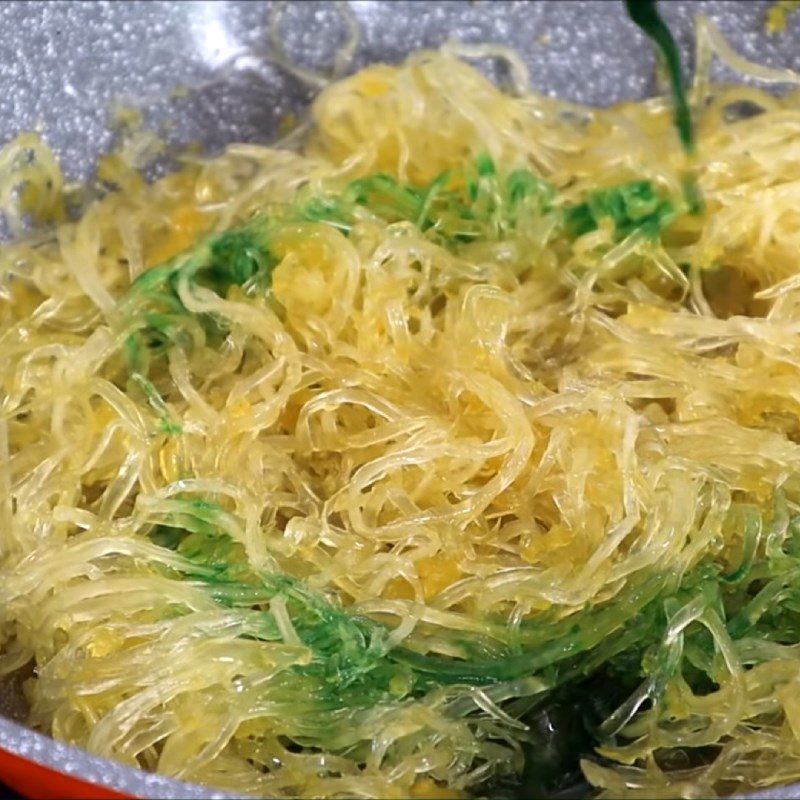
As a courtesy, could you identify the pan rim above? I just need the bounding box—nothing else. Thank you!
[0,715,234,800]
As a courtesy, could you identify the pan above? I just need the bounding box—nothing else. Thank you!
[0,2,799,798]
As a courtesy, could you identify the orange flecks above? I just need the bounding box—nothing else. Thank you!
[227,398,252,420]
[383,556,461,601]
[355,67,394,98]
[146,204,209,267]
[521,523,573,565]
[1,279,44,322]
[91,401,119,434]
[271,229,337,316]
[418,555,461,599]
[278,389,314,433]
[158,437,186,484]
[97,153,146,196]
[271,228,329,263]
[766,0,800,34]
[18,181,65,226]
[384,575,415,601]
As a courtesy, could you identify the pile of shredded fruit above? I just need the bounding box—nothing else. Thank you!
[5,10,800,799]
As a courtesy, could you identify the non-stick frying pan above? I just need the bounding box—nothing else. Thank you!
[1,2,799,798]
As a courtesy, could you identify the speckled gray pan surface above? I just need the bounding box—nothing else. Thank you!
[1,1,799,798]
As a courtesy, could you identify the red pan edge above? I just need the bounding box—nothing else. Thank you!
[0,745,135,800]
